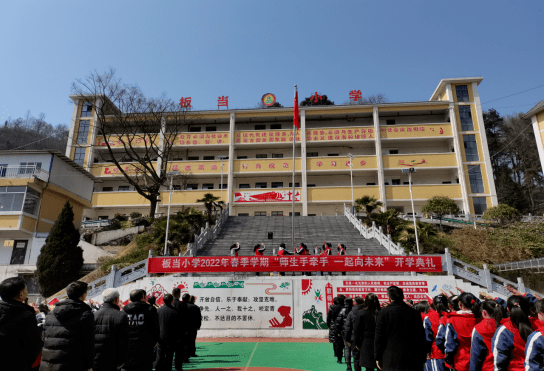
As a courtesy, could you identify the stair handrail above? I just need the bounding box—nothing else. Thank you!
[496,257,544,272]
[343,204,404,255]
[192,204,230,255]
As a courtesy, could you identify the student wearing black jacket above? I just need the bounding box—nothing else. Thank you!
[0,277,42,371]
[156,294,182,371]
[172,288,188,368]
[184,293,202,359]
[353,293,380,371]
[123,289,159,371]
[327,295,345,360]
[93,289,129,371]
[374,286,428,371]
[343,296,365,371]
[335,297,354,368]
[41,281,95,371]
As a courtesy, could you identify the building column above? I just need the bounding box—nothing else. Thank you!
[228,113,235,215]
[472,82,498,207]
[531,115,544,175]
[85,98,100,171]
[66,98,79,158]
[373,107,386,210]
[446,85,470,214]
[301,110,308,216]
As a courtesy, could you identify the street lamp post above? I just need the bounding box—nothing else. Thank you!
[402,167,420,254]
[164,171,179,256]
[218,156,227,208]
[347,153,355,215]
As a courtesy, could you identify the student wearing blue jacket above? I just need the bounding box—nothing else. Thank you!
[525,298,544,371]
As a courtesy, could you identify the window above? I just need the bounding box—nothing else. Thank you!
[289,182,300,187]
[308,184,316,187]
[255,125,266,130]
[102,187,113,192]
[118,186,130,192]
[271,211,283,216]
[328,153,339,157]
[272,154,283,158]
[442,181,452,184]
[473,197,487,215]
[203,156,214,160]
[403,182,409,185]
[256,154,267,159]
[22,188,40,215]
[255,211,267,216]
[81,102,93,117]
[173,185,182,191]
[237,156,247,159]
[238,213,249,216]
[98,216,109,220]
[392,179,401,185]
[389,149,398,154]
[270,124,281,130]
[456,85,470,102]
[271,182,283,188]
[459,106,474,131]
[220,184,227,189]
[366,183,376,185]
[289,212,301,216]
[186,184,198,190]
[172,155,184,161]
[189,127,201,132]
[468,165,485,193]
[77,120,90,144]
[463,135,479,161]
[0,187,25,213]
[307,152,318,157]
[205,126,216,132]
[74,148,86,166]
[188,156,199,161]
[308,214,317,216]
[255,182,267,189]
[19,162,42,175]
[202,184,214,190]
[386,119,396,125]
[239,184,250,189]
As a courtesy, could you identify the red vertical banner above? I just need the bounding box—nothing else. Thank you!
[293,87,300,129]
[325,283,334,311]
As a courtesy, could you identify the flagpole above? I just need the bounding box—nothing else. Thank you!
[292,85,297,251]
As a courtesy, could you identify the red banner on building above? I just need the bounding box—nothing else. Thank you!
[147,255,443,274]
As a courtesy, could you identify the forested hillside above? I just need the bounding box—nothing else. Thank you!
[1,112,68,153]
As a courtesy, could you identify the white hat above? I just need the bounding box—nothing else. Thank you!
[102,288,120,303]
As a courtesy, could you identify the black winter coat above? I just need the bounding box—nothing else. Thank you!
[123,301,159,368]
[41,299,95,371]
[186,302,202,331]
[334,302,353,338]
[327,303,342,342]
[173,298,188,334]
[93,302,129,371]
[343,305,364,343]
[157,303,182,345]
[0,299,42,371]
[374,301,428,371]
[354,308,377,368]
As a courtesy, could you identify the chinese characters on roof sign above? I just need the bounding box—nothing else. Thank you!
[179,97,192,108]
[147,255,443,273]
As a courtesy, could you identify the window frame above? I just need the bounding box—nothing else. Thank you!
[463,134,479,161]
[459,106,474,131]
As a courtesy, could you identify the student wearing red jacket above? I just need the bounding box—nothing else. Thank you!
[277,243,291,276]
[525,298,544,371]
[492,295,533,371]
[469,300,507,371]
[444,292,482,371]
[253,244,266,276]
[230,243,241,257]
[295,243,310,276]
[424,295,448,371]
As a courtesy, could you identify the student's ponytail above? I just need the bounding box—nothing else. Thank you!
[458,292,481,318]
[507,295,533,342]
[433,295,449,314]
[482,299,506,328]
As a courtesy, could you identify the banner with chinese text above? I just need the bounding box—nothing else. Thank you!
[147,255,443,274]
[234,190,301,203]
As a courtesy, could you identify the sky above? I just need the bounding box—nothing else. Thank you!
[0,1,543,127]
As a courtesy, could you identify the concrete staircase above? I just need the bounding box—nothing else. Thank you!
[200,216,387,257]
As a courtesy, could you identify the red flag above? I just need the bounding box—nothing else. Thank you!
[48,298,59,306]
[293,86,300,129]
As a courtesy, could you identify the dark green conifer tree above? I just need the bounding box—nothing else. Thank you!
[36,201,83,297]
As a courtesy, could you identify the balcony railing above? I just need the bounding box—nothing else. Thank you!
[0,165,49,182]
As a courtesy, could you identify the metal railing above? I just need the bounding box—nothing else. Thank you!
[343,204,405,255]
[81,219,112,228]
[496,257,544,272]
[191,205,230,256]
[0,165,49,182]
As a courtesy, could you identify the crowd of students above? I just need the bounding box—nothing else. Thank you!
[0,277,201,371]
[228,241,347,257]
[327,285,544,371]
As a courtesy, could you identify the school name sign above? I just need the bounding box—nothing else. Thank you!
[147,255,444,274]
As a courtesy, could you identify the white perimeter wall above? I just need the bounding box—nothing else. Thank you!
[88,275,499,338]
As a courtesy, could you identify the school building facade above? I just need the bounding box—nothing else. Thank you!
[66,77,497,220]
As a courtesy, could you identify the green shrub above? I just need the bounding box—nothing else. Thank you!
[130,212,142,218]
[483,204,521,225]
